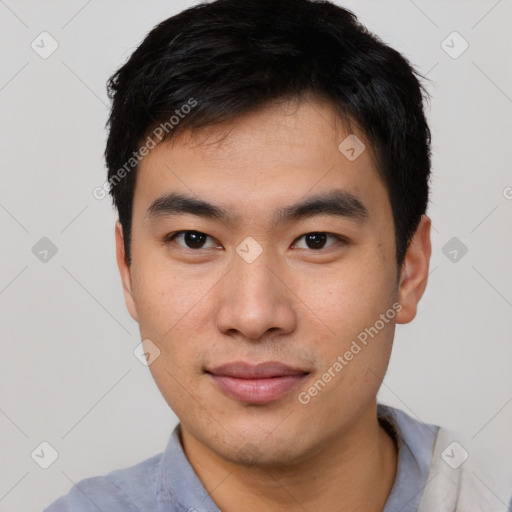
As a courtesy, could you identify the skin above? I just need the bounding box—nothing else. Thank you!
[115,96,431,511]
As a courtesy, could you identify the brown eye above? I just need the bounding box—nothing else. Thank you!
[292,232,344,250]
[165,231,219,250]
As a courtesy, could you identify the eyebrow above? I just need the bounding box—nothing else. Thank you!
[145,188,369,227]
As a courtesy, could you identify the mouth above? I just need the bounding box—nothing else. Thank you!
[205,361,310,404]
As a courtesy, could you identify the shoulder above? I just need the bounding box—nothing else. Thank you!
[378,404,512,511]
[43,453,163,512]
[418,423,512,512]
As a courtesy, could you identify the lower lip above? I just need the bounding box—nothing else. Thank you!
[208,373,308,404]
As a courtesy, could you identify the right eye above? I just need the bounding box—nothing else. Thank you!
[164,230,221,250]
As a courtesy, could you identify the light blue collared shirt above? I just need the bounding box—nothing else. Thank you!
[43,404,438,511]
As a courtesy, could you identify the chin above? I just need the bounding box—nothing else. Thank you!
[213,430,312,468]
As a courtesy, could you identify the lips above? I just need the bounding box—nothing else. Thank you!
[206,361,309,404]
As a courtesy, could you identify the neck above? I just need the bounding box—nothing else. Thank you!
[180,402,398,512]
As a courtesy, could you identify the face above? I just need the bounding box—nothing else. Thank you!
[116,97,430,466]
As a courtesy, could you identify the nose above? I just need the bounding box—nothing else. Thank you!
[215,251,297,341]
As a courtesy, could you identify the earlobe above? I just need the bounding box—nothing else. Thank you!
[395,215,432,324]
[115,221,139,323]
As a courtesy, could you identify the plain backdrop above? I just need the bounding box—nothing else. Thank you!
[1,0,511,510]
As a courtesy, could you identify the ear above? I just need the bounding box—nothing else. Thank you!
[115,221,139,323]
[395,215,432,324]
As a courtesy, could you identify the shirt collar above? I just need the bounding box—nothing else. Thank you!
[160,423,221,511]
[159,404,438,512]
[378,403,438,512]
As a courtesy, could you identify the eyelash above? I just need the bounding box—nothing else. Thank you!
[163,230,347,252]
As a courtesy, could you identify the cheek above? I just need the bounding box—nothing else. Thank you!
[298,254,396,386]
[305,260,394,333]
[132,258,212,338]
[130,269,218,408]
[134,265,211,411]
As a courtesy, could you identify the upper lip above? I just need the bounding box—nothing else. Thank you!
[206,361,310,379]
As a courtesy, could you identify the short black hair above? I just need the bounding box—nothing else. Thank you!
[105,0,432,269]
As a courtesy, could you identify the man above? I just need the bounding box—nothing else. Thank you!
[45,0,511,510]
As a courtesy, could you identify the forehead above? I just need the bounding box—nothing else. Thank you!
[156,97,376,170]
[134,98,389,225]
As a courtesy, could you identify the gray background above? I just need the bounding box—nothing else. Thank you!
[1,0,511,510]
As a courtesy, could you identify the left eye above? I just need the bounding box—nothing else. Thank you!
[292,232,343,250]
